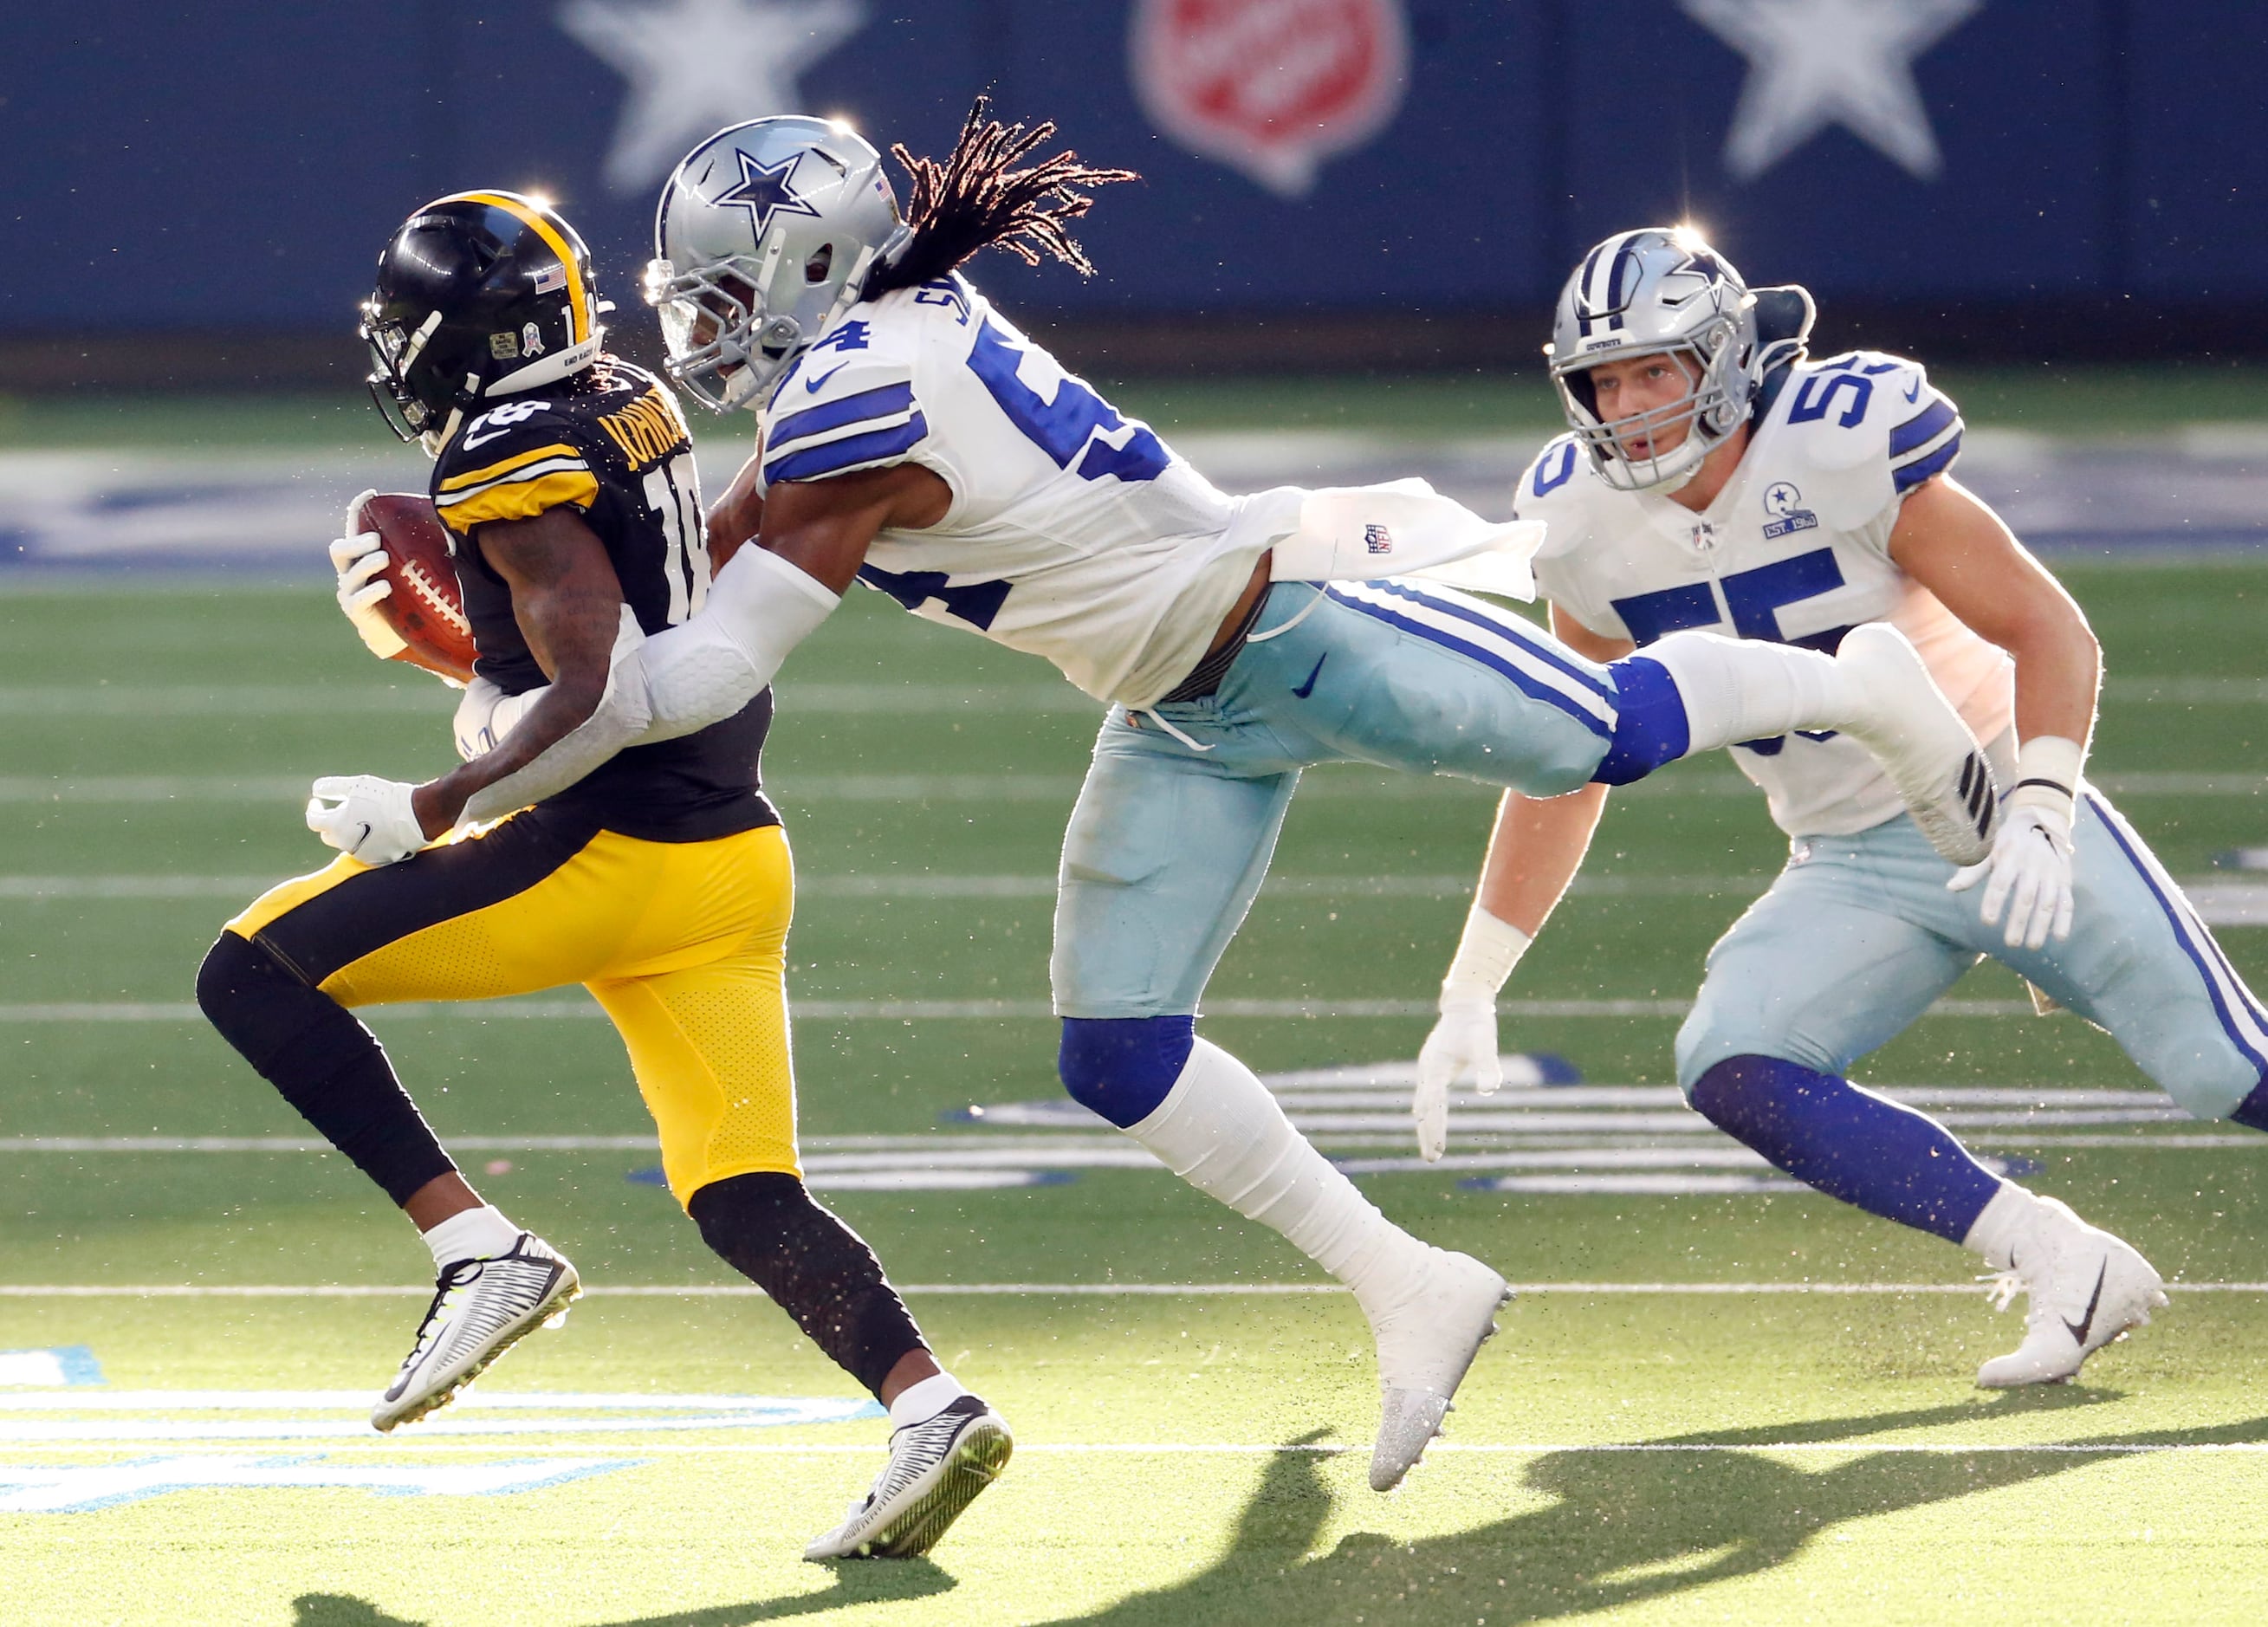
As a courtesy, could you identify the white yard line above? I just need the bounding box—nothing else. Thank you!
[2,1280,2264,1298]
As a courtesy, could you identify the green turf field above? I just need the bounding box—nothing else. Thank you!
[1,554,2265,1624]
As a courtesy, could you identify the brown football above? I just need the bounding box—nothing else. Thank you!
[360,492,478,684]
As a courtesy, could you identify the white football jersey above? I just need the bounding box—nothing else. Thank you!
[1522,350,2013,838]
[752,275,1260,706]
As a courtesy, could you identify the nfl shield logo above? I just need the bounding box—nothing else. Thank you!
[1364,523,1393,554]
[1129,0,1410,197]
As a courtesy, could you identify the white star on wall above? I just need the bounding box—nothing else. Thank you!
[558,0,868,193]
[1680,0,1983,182]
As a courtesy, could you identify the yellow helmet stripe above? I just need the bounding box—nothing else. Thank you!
[439,191,590,347]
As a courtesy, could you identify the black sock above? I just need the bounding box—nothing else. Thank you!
[196,932,455,1206]
[689,1171,928,1399]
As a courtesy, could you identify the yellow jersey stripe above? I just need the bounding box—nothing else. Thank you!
[433,455,591,511]
[450,191,590,346]
[437,442,585,492]
[437,468,601,534]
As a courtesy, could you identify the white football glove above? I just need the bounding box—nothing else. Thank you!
[1413,906,1533,1162]
[1415,998,1501,1163]
[306,775,426,865]
[1948,803,2075,950]
[331,490,406,662]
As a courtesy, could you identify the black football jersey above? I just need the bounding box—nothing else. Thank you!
[428,358,775,842]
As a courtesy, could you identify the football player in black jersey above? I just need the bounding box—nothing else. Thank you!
[194,191,1008,1559]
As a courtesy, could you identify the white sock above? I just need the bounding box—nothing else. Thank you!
[1125,1039,1427,1312]
[887,1371,965,1429]
[1960,1183,2031,1268]
[1644,629,1855,753]
[421,1204,522,1272]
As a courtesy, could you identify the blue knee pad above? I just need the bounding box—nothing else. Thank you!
[1592,656,1689,786]
[1058,1015,1195,1128]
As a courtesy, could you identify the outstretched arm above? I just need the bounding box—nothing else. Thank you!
[449,460,952,826]
[1413,606,1632,1159]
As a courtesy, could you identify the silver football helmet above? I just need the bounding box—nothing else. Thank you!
[645,117,913,412]
[1546,227,1763,492]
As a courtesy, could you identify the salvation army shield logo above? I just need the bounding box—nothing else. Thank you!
[1130,0,1410,198]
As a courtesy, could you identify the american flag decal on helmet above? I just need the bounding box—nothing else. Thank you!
[533,264,567,295]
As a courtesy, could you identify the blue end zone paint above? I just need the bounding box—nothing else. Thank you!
[0,1346,104,1386]
[0,1454,644,1514]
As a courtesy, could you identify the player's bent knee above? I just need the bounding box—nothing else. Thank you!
[1673,1001,1744,1098]
[1058,1014,1196,1127]
[197,931,318,1069]
[1592,655,1690,786]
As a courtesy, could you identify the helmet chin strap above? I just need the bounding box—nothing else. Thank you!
[419,406,464,458]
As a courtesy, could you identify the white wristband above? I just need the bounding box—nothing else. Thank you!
[2007,734,2084,822]
[1440,905,1532,1007]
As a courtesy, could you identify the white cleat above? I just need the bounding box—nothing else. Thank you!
[1975,1196,2167,1388]
[1835,622,1999,867]
[805,1393,1013,1560]
[1364,1247,1510,1491]
[371,1232,579,1431]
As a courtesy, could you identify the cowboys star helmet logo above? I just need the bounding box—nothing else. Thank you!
[716,149,822,237]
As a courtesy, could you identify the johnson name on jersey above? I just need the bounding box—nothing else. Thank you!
[751,275,1266,708]
[1523,350,2013,839]
[430,359,777,841]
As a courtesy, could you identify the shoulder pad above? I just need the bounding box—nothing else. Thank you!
[760,317,926,489]
[1770,351,1964,525]
[431,397,598,535]
[1514,434,1605,561]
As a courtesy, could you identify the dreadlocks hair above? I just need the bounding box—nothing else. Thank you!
[862,98,1138,301]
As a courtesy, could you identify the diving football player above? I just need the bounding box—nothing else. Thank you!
[306,110,2003,1488]
[195,191,1007,1560]
[1414,226,2268,1385]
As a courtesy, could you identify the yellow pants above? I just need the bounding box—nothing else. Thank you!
[227,814,799,1204]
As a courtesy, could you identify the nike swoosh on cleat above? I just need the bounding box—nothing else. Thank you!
[2064,1261,2109,1346]
[1292,655,1327,698]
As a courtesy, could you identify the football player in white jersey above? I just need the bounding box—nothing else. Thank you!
[1418,226,2268,1386]
[307,111,2006,1490]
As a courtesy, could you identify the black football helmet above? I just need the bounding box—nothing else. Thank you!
[360,191,606,450]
